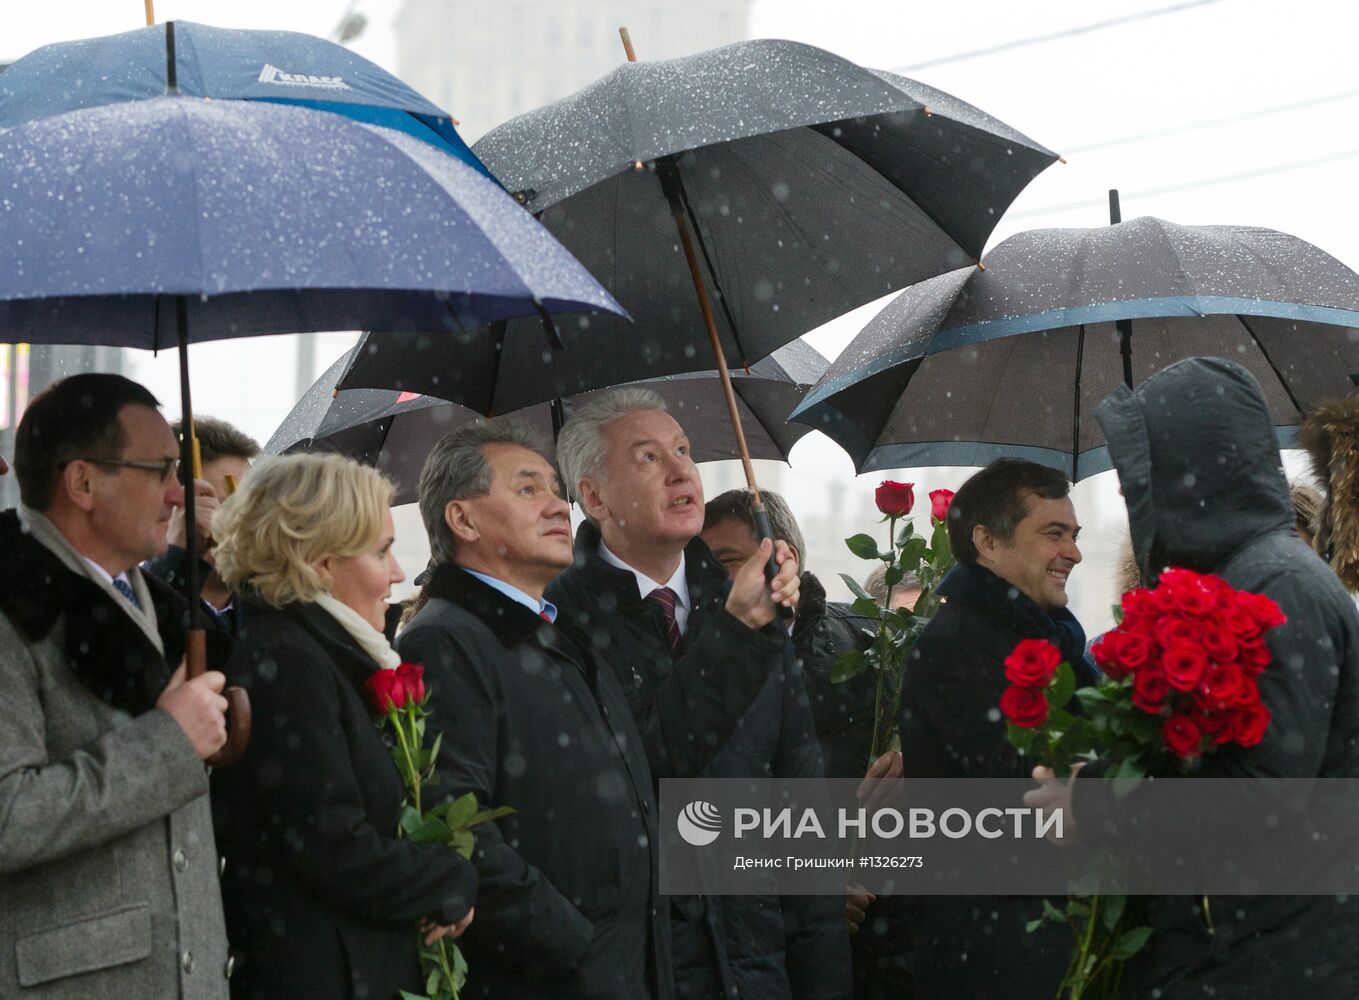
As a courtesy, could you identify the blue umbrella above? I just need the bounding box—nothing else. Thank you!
[0,20,492,179]
[0,96,624,763]
[0,96,623,345]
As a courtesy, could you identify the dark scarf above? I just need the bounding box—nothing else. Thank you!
[0,509,186,715]
[938,559,1096,684]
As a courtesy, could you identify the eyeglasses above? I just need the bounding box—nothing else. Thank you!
[79,457,182,483]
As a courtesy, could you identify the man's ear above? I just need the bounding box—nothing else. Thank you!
[576,476,609,524]
[61,460,98,513]
[972,523,996,560]
[445,499,479,544]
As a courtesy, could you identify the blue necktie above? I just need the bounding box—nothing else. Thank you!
[112,576,142,611]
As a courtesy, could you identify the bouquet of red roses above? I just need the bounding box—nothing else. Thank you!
[1000,567,1287,998]
[366,663,511,1000]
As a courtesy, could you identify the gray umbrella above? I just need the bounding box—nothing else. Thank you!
[271,339,829,505]
[792,216,1359,480]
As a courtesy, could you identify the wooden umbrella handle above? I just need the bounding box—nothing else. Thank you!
[144,0,155,26]
[184,630,252,768]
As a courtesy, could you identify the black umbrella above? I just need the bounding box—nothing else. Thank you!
[792,216,1359,480]
[356,31,1056,548]
[270,339,829,505]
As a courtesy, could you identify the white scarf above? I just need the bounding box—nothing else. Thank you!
[313,593,401,670]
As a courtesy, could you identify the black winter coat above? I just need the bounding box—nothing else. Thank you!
[1095,357,1359,999]
[791,572,877,782]
[899,559,1095,1000]
[397,565,670,1000]
[548,524,851,1000]
[212,600,478,1000]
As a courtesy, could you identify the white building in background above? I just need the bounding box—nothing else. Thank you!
[394,0,755,142]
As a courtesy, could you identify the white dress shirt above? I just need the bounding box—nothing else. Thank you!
[598,541,691,634]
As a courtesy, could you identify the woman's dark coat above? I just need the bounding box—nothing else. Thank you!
[212,600,477,1000]
[396,564,670,1000]
[1095,357,1359,999]
[548,524,851,1000]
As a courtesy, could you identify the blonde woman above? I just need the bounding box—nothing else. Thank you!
[210,454,476,1000]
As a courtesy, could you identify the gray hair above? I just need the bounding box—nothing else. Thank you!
[556,387,668,501]
[418,417,548,566]
[703,488,806,566]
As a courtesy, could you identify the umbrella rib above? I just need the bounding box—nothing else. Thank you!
[1071,324,1086,480]
[668,159,749,368]
[1238,313,1306,417]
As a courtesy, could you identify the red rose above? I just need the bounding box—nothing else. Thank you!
[1154,615,1198,650]
[1132,668,1168,714]
[1237,638,1273,674]
[1231,701,1272,747]
[1162,642,1208,692]
[1188,704,1233,745]
[1197,661,1244,709]
[929,489,956,522]
[1233,678,1261,707]
[364,669,402,715]
[1162,714,1204,759]
[1199,623,1238,663]
[1000,684,1049,728]
[1225,607,1262,640]
[1093,629,1151,681]
[1120,587,1158,624]
[1004,639,1062,688]
[1236,591,1286,630]
[1157,568,1219,617]
[394,662,427,708]
[875,481,915,517]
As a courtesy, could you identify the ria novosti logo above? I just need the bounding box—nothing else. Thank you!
[677,801,722,846]
[257,64,351,91]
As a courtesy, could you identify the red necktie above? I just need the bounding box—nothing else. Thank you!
[539,609,552,622]
[646,586,682,660]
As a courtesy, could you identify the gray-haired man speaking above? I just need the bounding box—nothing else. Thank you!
[549,389,850,1000]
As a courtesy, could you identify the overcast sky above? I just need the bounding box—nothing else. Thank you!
[3,0,1346,622]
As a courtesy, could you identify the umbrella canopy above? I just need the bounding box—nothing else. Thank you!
[0,20,491,178]
[792,217,1359,480]
[270,339,829,505]
[468,37,1058,391]
[0,96,624,346]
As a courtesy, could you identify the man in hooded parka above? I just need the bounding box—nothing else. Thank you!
[1091,356,1359,997]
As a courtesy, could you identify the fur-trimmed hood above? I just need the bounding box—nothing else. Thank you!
[1301,394,1359,591]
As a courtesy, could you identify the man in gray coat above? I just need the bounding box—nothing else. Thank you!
[0,373,232,999]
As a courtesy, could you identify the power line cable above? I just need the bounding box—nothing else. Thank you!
[1064,87,1359,154]
[1011,146,1359,219]
[894,0,1226,72]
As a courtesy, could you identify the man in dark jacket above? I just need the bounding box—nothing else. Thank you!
[397,419,668,1000]
[701,488,912,1000]
[550,389,850,1000]
[1031,357,1359,997]
[898,457,1092,999]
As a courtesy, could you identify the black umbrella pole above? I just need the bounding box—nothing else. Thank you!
[175,297,252,766]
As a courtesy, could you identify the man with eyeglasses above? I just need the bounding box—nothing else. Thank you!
[0,373,232,998]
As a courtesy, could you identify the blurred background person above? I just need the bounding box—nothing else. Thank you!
[144,416,260,631]
[211,453,476,1000]
[862,563,921,612]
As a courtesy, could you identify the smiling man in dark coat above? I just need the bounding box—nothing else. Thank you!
[898,457,1092,999]
[549,388,850,1000]
[398,419,669,1000]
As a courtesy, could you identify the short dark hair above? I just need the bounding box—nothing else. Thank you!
[171,415,259,465]
[15,373,161,511]
[947,458,1071,564]
[703,488,806,564]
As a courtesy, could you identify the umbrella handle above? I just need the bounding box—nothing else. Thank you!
[184,629,252,768]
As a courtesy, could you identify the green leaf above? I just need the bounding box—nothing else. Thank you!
[1025,917,1044,933]
[1007,722,1036,753]
[899,536,928,567]
[1048,660,1076,710]
[1075,687,1110,711]
[831,648,867,683]
[840,574,873,601]
[467,806,516,826]
[426,965,442,995]
[444,792,478,830]
[451,828,475,859]
[1111,926,1153,960]
[399,804,424,838]
[884,564,903,588]
[845,534,881,560]
[406,814,453,845]
[851,597,883,619]
[1041,898,1066,922]
[400,990,429,1000]
[1066,899,1091,919]
[895,521,916,546]
[1102,893,1127,932]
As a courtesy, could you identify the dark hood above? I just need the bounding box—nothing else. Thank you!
[1095,357,1294,584]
